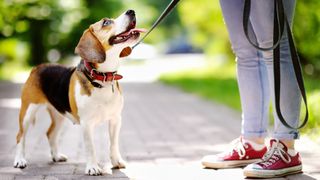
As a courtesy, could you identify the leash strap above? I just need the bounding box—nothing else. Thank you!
[243,0,284,51]
[132,0,180,49]
[243,0,308,130]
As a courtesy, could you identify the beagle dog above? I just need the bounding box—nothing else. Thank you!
[13,10,144,176]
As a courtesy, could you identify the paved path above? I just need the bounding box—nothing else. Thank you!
[0,81,319,180]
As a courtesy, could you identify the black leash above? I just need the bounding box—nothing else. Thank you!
[243,0,285,51]
[132,0,180,49]
[243,0,308,130]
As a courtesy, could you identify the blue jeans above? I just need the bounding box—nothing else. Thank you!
[219,0,300,140]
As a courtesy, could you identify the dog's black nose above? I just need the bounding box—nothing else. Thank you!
[126,10,135,16]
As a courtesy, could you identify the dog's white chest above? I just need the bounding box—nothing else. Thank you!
[75,82,123,123]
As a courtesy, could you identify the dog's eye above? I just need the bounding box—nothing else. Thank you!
[102,19,112,26]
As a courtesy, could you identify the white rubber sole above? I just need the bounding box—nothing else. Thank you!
[202,159,260,169]
[243,164,302,178]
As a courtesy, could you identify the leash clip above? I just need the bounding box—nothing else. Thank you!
[103,73,106,83]
[90,68,97,77]
[111,72,116,93]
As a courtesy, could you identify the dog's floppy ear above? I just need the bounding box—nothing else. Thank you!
[75,29,106,63]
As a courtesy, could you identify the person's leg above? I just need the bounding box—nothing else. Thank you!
[243,0,302,177]
[220,0,270,141]
[201,0,269,169]
[250,0,299,146]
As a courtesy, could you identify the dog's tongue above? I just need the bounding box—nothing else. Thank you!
[119,28,147,37]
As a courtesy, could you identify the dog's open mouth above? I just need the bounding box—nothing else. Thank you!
[110,22,146,45]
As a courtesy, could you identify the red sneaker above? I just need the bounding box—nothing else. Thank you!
[201,137,267,168]
[244,139,302,178]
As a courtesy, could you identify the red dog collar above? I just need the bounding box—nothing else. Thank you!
[83,60,123,82]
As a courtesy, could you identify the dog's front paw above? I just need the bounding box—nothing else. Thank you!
[86,164,103,176]
[111,157,126,169]
[13,157,27,169]
[52,153,68,162]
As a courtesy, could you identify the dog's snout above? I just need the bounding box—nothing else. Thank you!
[125,10,135,16]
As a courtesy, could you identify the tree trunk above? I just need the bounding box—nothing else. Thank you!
[28,20,47,65]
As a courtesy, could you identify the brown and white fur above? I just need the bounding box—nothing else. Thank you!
[13,10,142,176]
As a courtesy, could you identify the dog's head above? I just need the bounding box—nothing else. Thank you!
[75,10,144,72]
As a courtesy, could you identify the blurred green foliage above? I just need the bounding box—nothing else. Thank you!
[177,0,231,56]
[0,0,180,68]
[0,0,319,77]
[177,0,320,69]
[294,0,320,76]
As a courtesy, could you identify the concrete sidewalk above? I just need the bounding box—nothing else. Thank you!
[0,81,319,180]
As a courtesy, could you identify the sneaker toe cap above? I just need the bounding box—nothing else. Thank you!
[202,155,223,163]
[244,163,263,170]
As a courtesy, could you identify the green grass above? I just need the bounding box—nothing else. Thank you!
[160,62,241,110]
[160,62,320,138]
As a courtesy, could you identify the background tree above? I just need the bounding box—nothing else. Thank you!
[0,0,181,67]
[0,0,68,65]
[0,0,319,76]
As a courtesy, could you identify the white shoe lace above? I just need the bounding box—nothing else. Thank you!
[260,139,291,167]
[228,138,248,159]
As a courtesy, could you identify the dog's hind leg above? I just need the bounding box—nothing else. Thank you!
[14,103,40,168]
[46,106,67,162]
